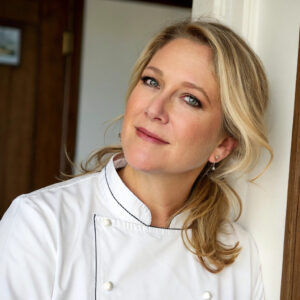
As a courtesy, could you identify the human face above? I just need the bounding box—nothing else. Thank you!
[121,38,231,176]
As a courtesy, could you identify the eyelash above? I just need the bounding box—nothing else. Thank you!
[141,76,159,88]
[182,94,202,108]
[140,75,202,108]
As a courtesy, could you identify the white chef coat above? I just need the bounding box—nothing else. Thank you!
[0,155,264,300]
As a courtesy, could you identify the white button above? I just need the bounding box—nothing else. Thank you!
[202,291,212,299]
[102,218,112,227]
[103,281,113,291]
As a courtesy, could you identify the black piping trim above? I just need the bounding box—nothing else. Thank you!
[104,165,181,231]
[93,214,98,300]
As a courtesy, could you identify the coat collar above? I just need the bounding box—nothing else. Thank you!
[104,154,189,230]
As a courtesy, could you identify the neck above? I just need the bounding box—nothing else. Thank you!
[118,164,202,228]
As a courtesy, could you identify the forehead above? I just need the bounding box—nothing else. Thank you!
[148,38,214,76]
[153,37,212,59]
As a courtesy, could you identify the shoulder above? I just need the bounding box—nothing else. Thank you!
[20,171,106,211]
[218,221,262,270]
[217,222,264,292]
[28,172,104,198]
[0,171,106,250]
[0,171,106,239]
[232,222,260,258]
[220,221,259,250]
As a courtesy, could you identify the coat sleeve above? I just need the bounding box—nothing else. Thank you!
[232,223,265,300]
[253,264,265,300]
[0,195,56,299]
[249,232,265,300]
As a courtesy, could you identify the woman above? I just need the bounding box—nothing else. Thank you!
[0,19,272,299]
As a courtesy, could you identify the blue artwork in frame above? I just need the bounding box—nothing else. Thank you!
[0,26,21,66]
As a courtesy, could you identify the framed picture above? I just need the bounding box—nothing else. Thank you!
[0,26,22,66]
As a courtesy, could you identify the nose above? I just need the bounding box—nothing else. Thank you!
[144,94,169,124]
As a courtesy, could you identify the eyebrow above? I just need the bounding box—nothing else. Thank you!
[145,66,211,104]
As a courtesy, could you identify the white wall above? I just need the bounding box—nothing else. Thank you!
[193,0,300,299]
[75,0,191,164]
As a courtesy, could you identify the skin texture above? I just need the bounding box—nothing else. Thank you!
[119,38,236,227]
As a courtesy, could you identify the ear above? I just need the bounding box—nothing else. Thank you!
[208,136,238,163]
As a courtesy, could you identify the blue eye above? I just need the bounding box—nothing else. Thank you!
[183,94,202,108]
[141,76,159,88]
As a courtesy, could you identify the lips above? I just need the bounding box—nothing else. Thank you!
[136,127,169,145]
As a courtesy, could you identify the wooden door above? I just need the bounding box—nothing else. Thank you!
[281,32,300,299]
[0,0,84,217]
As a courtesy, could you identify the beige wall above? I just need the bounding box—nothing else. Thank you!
[192,0,300,299]
[75,0,191,164]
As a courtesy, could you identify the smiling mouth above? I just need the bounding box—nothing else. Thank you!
[136,127,169,145]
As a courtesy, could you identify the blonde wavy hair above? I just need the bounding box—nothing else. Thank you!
[77,19,273,273]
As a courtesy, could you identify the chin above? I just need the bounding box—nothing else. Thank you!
[123,150,163,173]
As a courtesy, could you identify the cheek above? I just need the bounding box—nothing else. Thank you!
[177,116,221,142]
[122,93,145,142]
[174,114,223,158]
[124,89,146,119]
[123,99,139,128]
